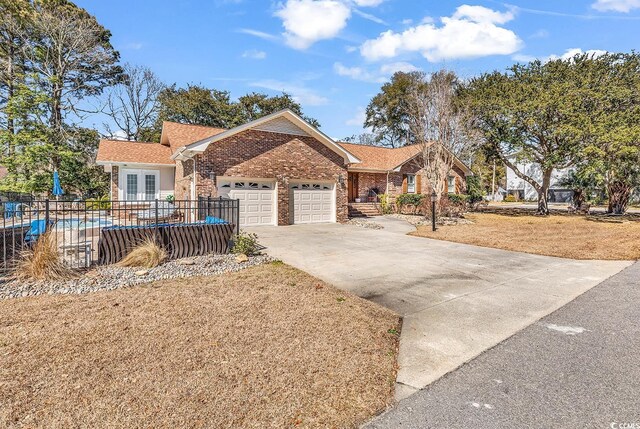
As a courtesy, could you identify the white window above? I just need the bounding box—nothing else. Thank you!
[448,176,456,193]
[407,174,416,193]
[121,169,159,201]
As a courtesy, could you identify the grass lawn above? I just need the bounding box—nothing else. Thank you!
[413,213,640,260]
[0,262,400,428]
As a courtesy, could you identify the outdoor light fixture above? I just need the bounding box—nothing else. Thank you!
[431,190,437,232]
[209,172,216,181]
[338,174,345,186]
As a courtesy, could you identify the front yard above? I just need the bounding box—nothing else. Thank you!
[413,213,640,260]
[0,263,400,428]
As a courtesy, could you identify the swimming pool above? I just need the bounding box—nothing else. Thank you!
[55,218,114,229]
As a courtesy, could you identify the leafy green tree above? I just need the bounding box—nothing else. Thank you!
[364,71,426,148]
[461,59,580,215]
[147,85,320,141]
[237,92,320,128]
[567,53,640,214]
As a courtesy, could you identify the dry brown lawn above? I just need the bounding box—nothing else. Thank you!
[0,262,400,429]
[413,213,640,260]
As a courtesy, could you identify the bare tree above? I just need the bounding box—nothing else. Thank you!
[104,63,164,141]
[407,70,477,205]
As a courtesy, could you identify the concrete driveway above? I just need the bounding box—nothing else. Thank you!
[248,217,631,400]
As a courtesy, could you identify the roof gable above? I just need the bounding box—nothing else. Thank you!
[337,142,473,175]
[96,140,174,166]
[173,109,360,164]
[160,121,226,153]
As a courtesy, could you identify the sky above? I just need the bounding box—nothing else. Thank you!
[75,0,640,139]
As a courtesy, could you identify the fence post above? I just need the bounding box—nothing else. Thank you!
[207,195,211,219]
[235,199,240,235]
[45,198,50,232]
[154,199,159,241]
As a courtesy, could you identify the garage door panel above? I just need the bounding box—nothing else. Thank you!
[292,182,335,224]
[218,180,276,226]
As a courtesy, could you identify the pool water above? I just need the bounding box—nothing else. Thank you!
[55,218,113,229]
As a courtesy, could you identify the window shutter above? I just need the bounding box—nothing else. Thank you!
[416,175,422,194]
[402,176,408,193]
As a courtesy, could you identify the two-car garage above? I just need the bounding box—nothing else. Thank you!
[217,178,336,227]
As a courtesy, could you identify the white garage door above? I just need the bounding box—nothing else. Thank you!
[218,179,276,226]
[292,182,335,224]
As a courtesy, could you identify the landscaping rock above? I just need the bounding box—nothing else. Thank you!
[346,219,384,230]
[0,254,273,300]
[178,259,196,265]
[235,254,249,263]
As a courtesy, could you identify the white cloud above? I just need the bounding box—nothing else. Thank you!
[123,42,143,50]
[592,0,640,12]
[360,5,522,62]
[275,0,351,49]
[514,48,608,64]
[346,107,367,126]
[334,61,419,82]
[452,5,515,24]
[334,62,386,83]
[242,49,267,59]
[237,28,279,41]
[250,79,328,106]
[546,48,608,61]
[352,0,385,6]
[353,8,387,25]
[379,61,419,74]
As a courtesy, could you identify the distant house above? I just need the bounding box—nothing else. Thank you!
[505,159,574,202]
[97,109,472,227]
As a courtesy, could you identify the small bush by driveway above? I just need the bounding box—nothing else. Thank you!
[0,263,400,428]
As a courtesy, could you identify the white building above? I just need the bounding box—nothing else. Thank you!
[505,161,574,202]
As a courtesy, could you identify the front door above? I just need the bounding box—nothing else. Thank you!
[348,172,359,202]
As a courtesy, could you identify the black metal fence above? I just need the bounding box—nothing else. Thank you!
[0,198,240,273]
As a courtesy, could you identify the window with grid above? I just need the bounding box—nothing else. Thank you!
[145,174,157,200]
[126,174,138,201]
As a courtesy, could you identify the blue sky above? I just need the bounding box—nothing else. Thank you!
[76,0,640,139]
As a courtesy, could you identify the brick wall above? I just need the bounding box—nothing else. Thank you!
[111,166,119,200]
[192,129,348,225]
[352,162,467,200]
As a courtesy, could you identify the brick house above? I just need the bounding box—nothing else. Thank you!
[97,109,472,227]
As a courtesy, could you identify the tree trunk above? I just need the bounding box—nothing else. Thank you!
[607,181,631,215]
[536,169,552,215]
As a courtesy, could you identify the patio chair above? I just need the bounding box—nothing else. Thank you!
[24,219,52,244]
[135,201,179,225]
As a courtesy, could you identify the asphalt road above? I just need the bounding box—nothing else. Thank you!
[367,262,640,429]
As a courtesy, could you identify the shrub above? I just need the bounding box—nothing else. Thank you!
[166,194,175,203]
[86,195,111,210]
[231,231,260,256]
[465,176,484,204]
[396,193,425,214]
[504,194,518,203]
[118,238,166,268]
[378,193,394,214]
[439,194,468,218]
[13,232,76,281]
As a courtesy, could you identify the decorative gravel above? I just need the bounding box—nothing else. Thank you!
[387,213,473,226]
[0,254,273,300]
[346,218,385,229]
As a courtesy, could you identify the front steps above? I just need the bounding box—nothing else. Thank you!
[348,202,381,218]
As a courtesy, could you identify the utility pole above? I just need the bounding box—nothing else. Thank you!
[491,161,496,201]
